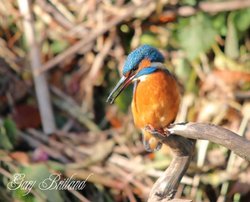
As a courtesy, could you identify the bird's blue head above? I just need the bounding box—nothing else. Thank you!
[123,44,164,75]
[107,45,164,104]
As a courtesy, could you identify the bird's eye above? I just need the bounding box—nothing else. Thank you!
[132,66,137,71]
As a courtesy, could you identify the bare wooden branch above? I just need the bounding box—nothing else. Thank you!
[165,0,250,17]
[167,122,250,161]
[148,122,250,201]
[17,0,56,134]
[198,0,250,13]
[148,136,195,201]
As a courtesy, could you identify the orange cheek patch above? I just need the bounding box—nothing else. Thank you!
[138,59,151,71]
[124,72,130,77]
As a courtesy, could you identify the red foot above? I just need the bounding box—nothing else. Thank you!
[144,125,170,140]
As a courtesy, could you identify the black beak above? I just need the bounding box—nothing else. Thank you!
[106,75,134,104]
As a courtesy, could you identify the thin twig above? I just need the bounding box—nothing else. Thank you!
[217,103,250,202]
[88,31,115,80]
[51,86,100,132]
[35,0,153,75]
[19,130,70,163]
[165,0,250,17]
[36,0,74,30]
[17,0,56,134]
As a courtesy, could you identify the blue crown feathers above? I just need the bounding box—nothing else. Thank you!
[123,45,164,75]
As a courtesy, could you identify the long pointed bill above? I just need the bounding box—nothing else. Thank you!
[106,75,134,104]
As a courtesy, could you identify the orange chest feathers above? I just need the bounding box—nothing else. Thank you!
[131,70,180,129]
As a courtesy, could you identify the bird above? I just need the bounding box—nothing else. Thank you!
[107,45,180,152]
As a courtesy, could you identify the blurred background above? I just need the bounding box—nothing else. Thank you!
[0,0,250,201]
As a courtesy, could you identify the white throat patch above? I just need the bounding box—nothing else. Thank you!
[138,74,148,82]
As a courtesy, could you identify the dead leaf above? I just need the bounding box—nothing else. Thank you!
[12,104,41,129]
[201,69,250,98]
[9,151,30,165]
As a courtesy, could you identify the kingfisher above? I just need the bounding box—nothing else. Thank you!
[107,45,180,152]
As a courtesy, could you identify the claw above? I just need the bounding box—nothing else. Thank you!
[143,136,151,152]
[144,125,167,140]
[143,135,162,152]
[142,128,162,152]
[148,137,162,151]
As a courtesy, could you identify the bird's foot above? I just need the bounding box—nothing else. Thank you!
[142,125,163,152]
[143,137,162,152]
[144,125,170,141]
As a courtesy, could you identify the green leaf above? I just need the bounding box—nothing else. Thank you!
[13,188,35,202]
[3,118,17,145]
[51,40,68,54]
[109,71,133,112]
[175,57,192,83]
[115,86,133,112]
[186,68,198,93]
[180,0,196,6]
[20,164,64,202]
[233,8,250,32]
[178,13,217,60]
[140,32,161,48]
[0,125,13,150]
[212,13,227,36]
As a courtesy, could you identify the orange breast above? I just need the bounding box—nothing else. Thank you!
[131,70,180,129]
